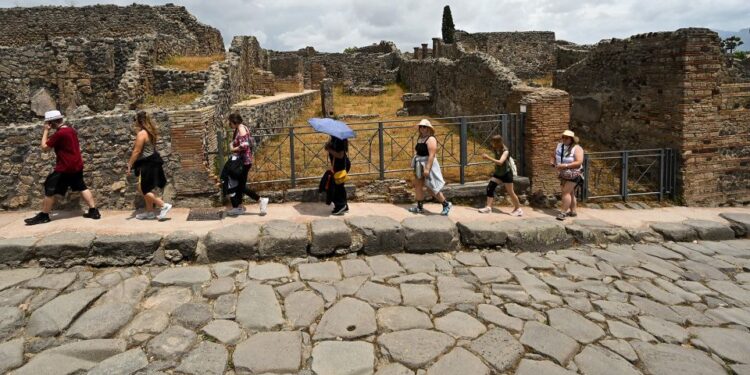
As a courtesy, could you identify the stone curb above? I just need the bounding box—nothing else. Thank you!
[0,214,743,267]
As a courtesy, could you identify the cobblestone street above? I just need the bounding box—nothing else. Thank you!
[2,238,750,374]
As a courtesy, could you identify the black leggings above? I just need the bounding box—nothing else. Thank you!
[486,180,499,198]
[231,165,260,208]
[331,182,347,209]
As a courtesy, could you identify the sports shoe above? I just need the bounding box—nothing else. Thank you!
[83,207,101,220]
[259,197,269,216]
[478,206,492,214]
[510,208,524,217]
[408,206,424,214]
[24,212,50,225]
[556,212,567,221]
[440,202,452,216]
[567,211,578,217]
[225,207,244,217]
[332,205,349,216]
[158,203,173,220]
[135,212,156,220]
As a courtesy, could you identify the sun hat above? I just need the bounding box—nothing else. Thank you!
[417,119,433,128]
[561,129,579,143]
[44,110,63,122]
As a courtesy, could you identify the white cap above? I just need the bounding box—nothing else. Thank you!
[44,110,63,122]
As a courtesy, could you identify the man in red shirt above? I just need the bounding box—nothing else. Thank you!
[24,110,101,225]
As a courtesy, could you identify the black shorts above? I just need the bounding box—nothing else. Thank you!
[493,171,514,184]
[44,171,87,197]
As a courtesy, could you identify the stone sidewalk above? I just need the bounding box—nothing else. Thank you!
[1,238,750,374]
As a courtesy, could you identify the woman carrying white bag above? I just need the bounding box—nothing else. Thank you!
[408,119,452,216]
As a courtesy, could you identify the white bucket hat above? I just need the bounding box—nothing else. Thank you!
[561,129,579,143]
[417,119,434,128]
[44,110,63,122]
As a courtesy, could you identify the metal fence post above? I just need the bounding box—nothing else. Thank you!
[519,112,526,176]
[459,117,468,184]
[378,122,385,180]
[621,150,629,201]
[582,154,590,201]
[289,127,296,188]
[658,149,665,202]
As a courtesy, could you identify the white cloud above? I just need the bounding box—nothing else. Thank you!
[4,0,749,51]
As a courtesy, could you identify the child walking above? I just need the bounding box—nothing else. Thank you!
[479,135,523,216]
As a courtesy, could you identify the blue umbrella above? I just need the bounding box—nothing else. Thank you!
[307,118,356,140]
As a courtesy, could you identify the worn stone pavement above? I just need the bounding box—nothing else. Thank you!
[2,238,750,374]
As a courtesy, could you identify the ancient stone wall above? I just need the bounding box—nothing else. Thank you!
[555,41,591,70]
[555,28,750,206]
[227,36,274,101]
[348,41,399,54]
[454,31,557,79]
[0,4,224,60]
[230,91,318,139]
[152,67,209,95]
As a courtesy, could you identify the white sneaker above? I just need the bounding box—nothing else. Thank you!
[511,208,524,217]
[136,212,156,220]
[259,197,269,216]
[225,207,244,217]
[158,203,172,220]
[478,207,492,214]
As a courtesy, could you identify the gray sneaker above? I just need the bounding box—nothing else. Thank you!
[440,202,452,216]
[158,203,172,220]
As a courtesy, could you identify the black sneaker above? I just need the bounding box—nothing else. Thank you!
[83,207,101,220]
[25,212,51,225]
[332,205,349,216]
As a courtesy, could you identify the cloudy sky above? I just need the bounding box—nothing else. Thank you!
[4,0,750,52]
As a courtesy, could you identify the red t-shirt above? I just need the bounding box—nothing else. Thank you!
[46,126,84,173]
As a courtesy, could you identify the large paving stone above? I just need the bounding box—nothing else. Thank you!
[520,322,579,365]
[632,341,725,375]
[312,341,375,375]
[146,325,197,360]
[0,288,32,308]
[0,338,23,374]
[34,232,95,264]
[152,266,211,286]
[683,219,736,241]
[400,283,438,307]
[574,345,641,375]
[202,276,235,298]
[202,319,242,345]
[298,261,342,282]
[720,212,750,237]
[690,327,750,364]
[87,348,148,375]
[314,297,376,340]
[507,219,573,251]
[119,309,169,344]
[311,219,353,255]
[548,308,605,344]
[437,276,483,304]
[285,290,324,328]
[638,316,688,344]
[204,223,261,261]
[234,331,302,374]
[0,268,44,291]
[378,329,454,369]
[141,286,192,313]
[248,262,291,280]
[649,222,697,242]
[565,219,633,244]
[66,302,134,339]
[377,306,432,331]
[163,230,199,260]
[347,216,405,254]
[375,363,414,375]
[90,233,162,265]
[434,311,487,339]
[1,308,23,340]
[468,327,524,372]
[0,237,36,263]
[456,220,512,248]
[98,275,149,305]
[26,287,105,337]
[175,341,228,375]
[13,338,126,375]
[172,302,212,329]
[402,216,459,253]
[515,359,575,375]
[426,347,490,375]
[258,220,308,258]
[356,281,402,305]
[477,304,524,332]
[236,283,284,330]
[25,272,76,290]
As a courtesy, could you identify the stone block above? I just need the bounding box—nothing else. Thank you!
[163,231,199,260]
[90,233,162,266]
[401,216,458,253]
[565,219,633,244]
[34,232,95,264]
[258,220,308,258]
[310,219,352,255]
[456,221,514,248]
[682,220,736,241]
[719,212,750,237]
[347,216,405,255]
[0,237,37,264]
[649,222,697,242]
[443,178,531,201]
[507,219,573,251]
[204,224,261,261]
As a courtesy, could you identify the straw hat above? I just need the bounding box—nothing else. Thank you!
[561,129,579,143]
[417,119,433,128]
[44,110,63,122]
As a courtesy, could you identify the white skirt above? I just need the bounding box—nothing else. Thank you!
[412,156,446,193]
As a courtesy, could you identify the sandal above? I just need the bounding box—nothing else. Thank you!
[556,212,567,221]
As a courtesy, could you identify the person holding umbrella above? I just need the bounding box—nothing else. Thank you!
[308,118,354,215]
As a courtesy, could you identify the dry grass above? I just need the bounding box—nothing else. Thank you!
[141,92,200,109]
[247,84,496,189]
[162,54,225,71]
[527,73,554,88]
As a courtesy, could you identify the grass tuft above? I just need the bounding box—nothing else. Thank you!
[162,54,225,71]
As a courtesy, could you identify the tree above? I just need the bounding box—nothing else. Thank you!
[442,5,456,43]
[721,36,744,54]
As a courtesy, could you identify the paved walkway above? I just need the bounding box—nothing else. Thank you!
[1,238,749,374]
[2,203,748,237]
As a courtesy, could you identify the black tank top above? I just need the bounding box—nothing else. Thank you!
[415,136,433,157]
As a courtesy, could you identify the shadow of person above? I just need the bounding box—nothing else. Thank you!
[292,202,333,217]
[49,210,87,221]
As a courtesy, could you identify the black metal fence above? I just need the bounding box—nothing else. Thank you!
[579,148,677,202]
[217,114,526,187]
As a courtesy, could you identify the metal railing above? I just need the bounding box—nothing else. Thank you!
[216,114,526,187]
[579,148,677,202]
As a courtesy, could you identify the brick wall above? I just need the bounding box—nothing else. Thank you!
[454,31,557,79]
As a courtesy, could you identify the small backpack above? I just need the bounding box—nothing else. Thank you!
[508,156,518,176]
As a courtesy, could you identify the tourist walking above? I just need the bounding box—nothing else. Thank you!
[408,119,452,215]
[127,111,172,220]
[24,110,101,225]
[479,135,523,216]
[552,130,584,220]
[324,136,351,215]
[222,113,268,216]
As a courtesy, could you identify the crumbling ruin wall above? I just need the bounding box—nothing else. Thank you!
[0,4,224,60]
[555,28,750,206]
[555,41,591,70]
[230,91,318,140]
[227,36,274,100]
[454,31,557,79]
[152,67,209,96]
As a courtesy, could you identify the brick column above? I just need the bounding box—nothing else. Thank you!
[421,43,429,59]
[432,38,440,58]
[320,78,334,118]
[413,47,421,60]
